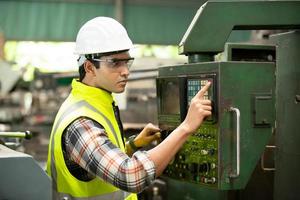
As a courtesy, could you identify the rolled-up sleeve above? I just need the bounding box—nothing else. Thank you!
[65,117,156,193]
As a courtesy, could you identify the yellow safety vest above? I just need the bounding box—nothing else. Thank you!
[47,79,137,200]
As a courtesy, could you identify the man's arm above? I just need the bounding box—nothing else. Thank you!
[148,82,212,176]
[65,118,156,193]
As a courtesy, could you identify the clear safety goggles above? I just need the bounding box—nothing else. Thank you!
[92,57,134,69]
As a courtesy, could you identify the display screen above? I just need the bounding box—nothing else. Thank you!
[161,80,180,115]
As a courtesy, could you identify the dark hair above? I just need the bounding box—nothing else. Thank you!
[78,58,100,82]
[78,49,129,81]
[78,65,86,82]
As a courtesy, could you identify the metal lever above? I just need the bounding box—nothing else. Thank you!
[0,131,32,140]
[229,107,240,178]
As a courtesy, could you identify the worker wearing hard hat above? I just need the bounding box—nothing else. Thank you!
[47,17,212,200]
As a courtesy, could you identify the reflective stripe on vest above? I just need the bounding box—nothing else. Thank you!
[55,190,134,200]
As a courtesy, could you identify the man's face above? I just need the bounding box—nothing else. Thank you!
[94,51,132,93]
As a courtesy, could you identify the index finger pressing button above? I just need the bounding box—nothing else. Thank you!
[196,82,211,98]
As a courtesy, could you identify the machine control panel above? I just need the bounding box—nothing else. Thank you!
[163,124,218,187]
[157,73,218,188]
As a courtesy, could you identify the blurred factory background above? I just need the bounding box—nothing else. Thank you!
[0,0,256,164]
[0,0,299,200]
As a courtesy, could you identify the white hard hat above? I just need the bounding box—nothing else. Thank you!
[74,17,133,55]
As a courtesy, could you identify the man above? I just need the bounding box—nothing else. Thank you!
[47,17,212,200]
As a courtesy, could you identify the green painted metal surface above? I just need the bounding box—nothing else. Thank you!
[0,0,199,44]
[179,0,300,55]
[165,178,228,200]
[0,1,114,41]
[224,43,276,62]
[124,5,198,45]
[218,62,275,190]
[271,31,300,200]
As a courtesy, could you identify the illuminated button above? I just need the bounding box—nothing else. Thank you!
[200,150,208,155]
[179,154,185,161]
[178,172,186,179]
[210,163,216,169]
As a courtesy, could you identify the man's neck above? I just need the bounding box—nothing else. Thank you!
[80,79,112,94]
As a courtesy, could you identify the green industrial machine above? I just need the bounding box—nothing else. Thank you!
[158,59,276,190]
[271,31,300,200]
[157,1,300,199]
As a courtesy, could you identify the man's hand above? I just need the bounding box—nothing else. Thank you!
[134,123,161,148]
[181,82,212,135]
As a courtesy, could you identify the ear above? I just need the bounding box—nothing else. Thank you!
[83,60,96,76]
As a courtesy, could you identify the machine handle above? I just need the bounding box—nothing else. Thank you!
[261,145,276,171]
[295,95,300,103]
[0,131,32,140]
[229,107,240,178]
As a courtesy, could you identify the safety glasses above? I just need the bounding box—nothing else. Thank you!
[92,57,134,69]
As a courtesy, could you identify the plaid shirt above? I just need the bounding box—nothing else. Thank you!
[62,117,156,193]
